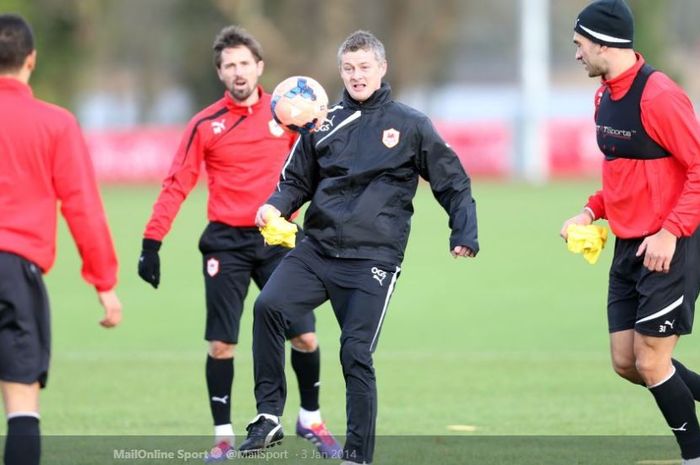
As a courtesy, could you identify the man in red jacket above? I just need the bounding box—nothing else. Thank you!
[560,1,700,463]
[137,25,340,460]
[0,14,122,465]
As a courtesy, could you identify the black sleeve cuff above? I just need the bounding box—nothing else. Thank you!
[142,238,162,252]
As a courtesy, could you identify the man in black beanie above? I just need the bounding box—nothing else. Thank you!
[561,1,700,463]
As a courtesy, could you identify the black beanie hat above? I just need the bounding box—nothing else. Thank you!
[574,0,634,48]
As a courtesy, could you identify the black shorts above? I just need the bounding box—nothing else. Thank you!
[607,229,700,336]
[0,252,50,387]
[198,222,315,344]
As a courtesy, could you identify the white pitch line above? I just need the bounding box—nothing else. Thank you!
[635,460,680,465]
[446,424,478,432]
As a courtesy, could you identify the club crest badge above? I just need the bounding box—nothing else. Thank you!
[207,257,220,277]
[382,128,400,148]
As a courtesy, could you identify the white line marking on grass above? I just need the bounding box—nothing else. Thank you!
[446,424,477,432]
[635,460,680,465]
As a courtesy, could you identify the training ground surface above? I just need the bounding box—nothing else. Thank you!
[1,181,697,464]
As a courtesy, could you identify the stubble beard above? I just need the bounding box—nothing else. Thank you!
[229,82,254,103]
[586,62,605,78]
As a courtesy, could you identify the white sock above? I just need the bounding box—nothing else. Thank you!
[298,407,322,427]
[7,412,40,420]
[214,424,234,445]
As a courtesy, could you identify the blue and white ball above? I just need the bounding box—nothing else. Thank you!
[271,76,329,134]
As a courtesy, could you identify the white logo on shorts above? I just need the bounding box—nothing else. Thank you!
[659,319,675,333]
[207,257,220,277]
[371,267,387,286]
[671,422,688,432]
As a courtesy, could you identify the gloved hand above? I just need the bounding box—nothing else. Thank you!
[138,238,162,288]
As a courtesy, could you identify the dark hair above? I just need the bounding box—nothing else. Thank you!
[337,30,386,65]
[212,25,263,68]
[0,14,34,73]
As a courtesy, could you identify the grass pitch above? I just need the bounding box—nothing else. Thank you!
[3,181,697,463]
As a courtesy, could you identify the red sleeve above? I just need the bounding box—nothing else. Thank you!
[585,189,606,220]
[143,120,206,241]
[641,75,700,237]
[53,115,118,291]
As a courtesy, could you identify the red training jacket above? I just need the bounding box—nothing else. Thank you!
[585,54,700,238]
[0,77,118,291]
[144,86,296,241]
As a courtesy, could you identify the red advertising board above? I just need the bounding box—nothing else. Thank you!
[85,119,602,182]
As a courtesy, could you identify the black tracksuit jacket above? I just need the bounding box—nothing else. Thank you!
[267,82,479,264]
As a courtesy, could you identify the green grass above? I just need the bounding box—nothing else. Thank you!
[3,180,698,463]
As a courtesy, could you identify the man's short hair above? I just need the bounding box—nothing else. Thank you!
[212,25,263,68]
[337,30,386,65]
[0,14,34,74]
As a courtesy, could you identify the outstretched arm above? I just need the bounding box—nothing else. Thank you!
[415,117,479,257]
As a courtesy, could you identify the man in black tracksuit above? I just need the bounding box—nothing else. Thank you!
[239,30,479,464]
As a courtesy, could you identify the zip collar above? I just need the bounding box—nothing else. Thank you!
[601,52,645,101]
[224,85,267,115]
[342,82,392,111]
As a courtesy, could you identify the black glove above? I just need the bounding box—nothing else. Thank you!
[138,238,162,289]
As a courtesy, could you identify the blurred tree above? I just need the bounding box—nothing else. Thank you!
[3,0,86,109]
[629,0,675,78]
[199,0,462,103]
[5,0,697,126]
[376,0,461,89]
[166,0,232,112]
[447,0,518,81]
[208,0,348,102]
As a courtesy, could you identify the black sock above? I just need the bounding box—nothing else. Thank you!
[5,415,40,465]
[206,355,234,426]
[673,359,700,402]
[291,346,320,411]
[649,371,700,459]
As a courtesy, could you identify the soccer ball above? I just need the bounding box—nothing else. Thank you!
[271,76,329,134]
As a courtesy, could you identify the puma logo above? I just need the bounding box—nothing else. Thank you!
[211,120,226,134]
[671,422,687,432]
[658,319,676,333]
[211,395,229,405]
[371,267,387,286]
